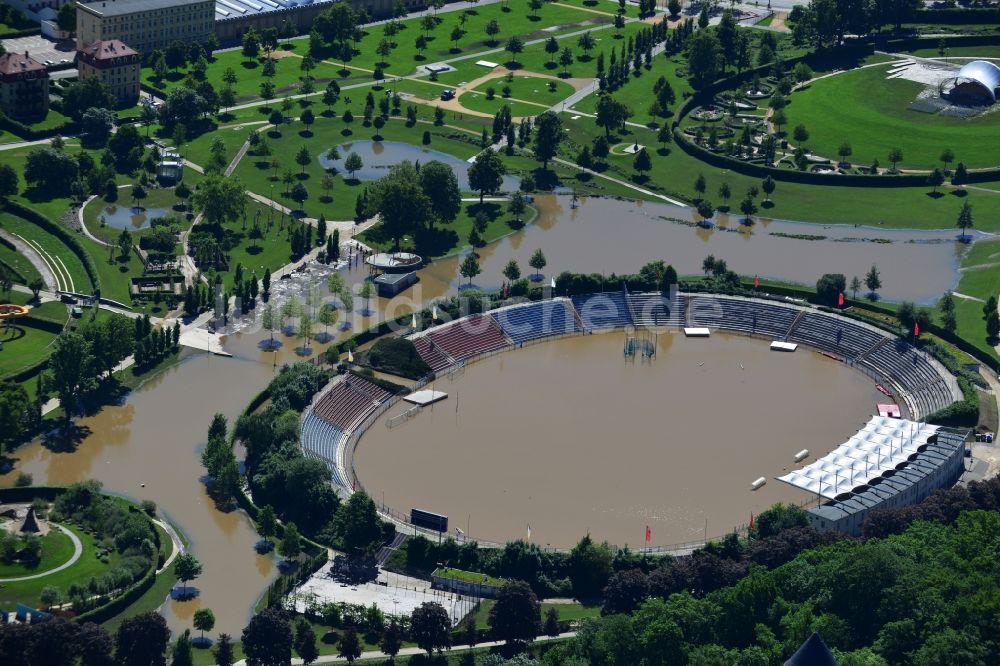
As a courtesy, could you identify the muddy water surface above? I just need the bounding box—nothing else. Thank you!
[2,351,287,635]
[356,332,883,548]
[411,196,969,305]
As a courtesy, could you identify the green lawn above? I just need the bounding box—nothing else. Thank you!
[0,319,58,377]
[571,54,691,125]
[553,113,1000,230]
[82,185,191,244]
[951,238,1000,361]
[906,45,1000,59]
[432,567,506,587]
[457,91,550,116]
[473,74,574,101]
[0,523,121,610]
[470,600,599,630]
[0,527,75,578]
[783,64,1000,170]
[215,197,310,291]
[232,111,486,222]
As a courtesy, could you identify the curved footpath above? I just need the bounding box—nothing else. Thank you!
[230,631,578,666]
[153,517,184,574]
[0,523,82,583]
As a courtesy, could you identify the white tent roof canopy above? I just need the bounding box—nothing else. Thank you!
[778,416,941,499]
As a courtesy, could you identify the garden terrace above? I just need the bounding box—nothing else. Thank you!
[571,291,633,330]
[311,374,394,432]
[491,298,582,345]
[411,313,511,366]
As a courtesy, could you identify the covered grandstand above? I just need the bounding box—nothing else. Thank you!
[300,373,395,492]
[404,292,961,420]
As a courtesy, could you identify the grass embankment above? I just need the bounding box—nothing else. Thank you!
[432,567,507,587]
[951,238,1000,363]
[0,211,92,293]
[470,599,599,630]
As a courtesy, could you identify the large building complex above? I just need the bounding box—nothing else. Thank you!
[0,51,50,119]
[77,39,141,105]
[76,0,215,55]
[212,0,420,43]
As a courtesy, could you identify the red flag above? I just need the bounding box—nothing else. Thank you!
[753,275,760,289]
[838,292,845,307]
[645,526,651,543]
[914,321,920,337]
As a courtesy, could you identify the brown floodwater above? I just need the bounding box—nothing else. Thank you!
[355,331,884,549]
[407,195,967,306]
[0,193,967,632]
[0,349,289,635]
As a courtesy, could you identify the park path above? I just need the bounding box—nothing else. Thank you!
[0,228,57,290]
[228,631,579,666]
[153,517,184,573]
[0,522,82,583]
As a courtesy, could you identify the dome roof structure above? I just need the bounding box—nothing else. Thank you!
[953,60,1000,103]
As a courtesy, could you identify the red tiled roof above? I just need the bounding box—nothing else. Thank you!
[78,40,139,66]
[0,52,46,78]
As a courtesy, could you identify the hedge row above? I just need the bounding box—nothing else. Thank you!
[72,561,158,625]
[0,486,65,502]
[910,8,1000,25]
[880,33,1000,53]
[3,200,100,293]
[0,114,75,141]
[925,376,979,427]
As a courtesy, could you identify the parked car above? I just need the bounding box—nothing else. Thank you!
[440,89,455,101]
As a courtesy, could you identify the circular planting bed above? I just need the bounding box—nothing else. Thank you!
[690,106,725,122]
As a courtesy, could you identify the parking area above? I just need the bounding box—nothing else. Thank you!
[0,34,75,67]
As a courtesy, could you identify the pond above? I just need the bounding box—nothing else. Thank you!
[318,140,521,192]
[96,205,171,231]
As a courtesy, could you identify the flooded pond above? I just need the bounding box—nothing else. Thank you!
[404,195,973,305]
[97,205,171,231]
[319,140,520,192]
[356,331,883,548]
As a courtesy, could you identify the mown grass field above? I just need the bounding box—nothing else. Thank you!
[552,113,1000,230]
[782,64,1000,170]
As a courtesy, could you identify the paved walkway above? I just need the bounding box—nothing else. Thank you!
[0,229,57,290]
[153,517,184,574]
[229,631,578,666]
[0,522,82,583]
